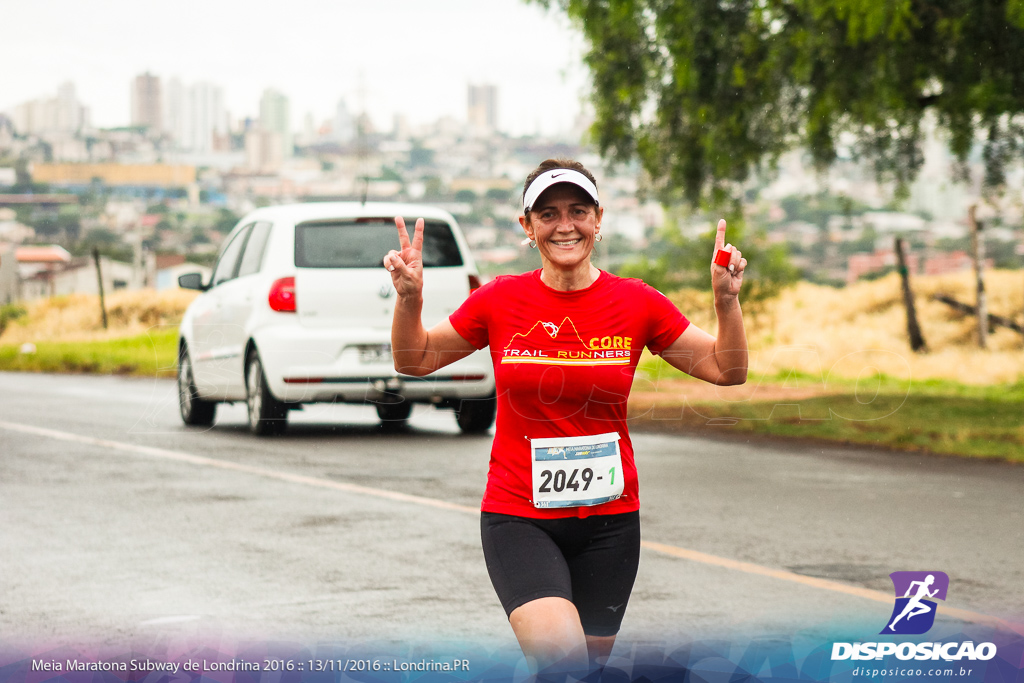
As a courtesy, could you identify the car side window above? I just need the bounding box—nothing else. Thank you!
[211,224,252,287]
[236,221,272,277]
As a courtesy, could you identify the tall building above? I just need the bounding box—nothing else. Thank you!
[164,77,186,146]
[334,98,355,144]
[164,79,227,152]
[55,82,85,132]
[259,88,291,158]
[131,72,162,132]
[393,114,410,141]
[9,82,88,136]
[186,82,226,152]
[245,129,283,172]
[468,84,498,135]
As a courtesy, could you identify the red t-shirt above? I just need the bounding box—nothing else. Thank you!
[448,269,690,519]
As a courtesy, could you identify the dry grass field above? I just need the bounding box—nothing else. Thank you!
[667,269,1024,386]
[0,289,198,344]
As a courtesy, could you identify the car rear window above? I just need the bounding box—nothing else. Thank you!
[294,218,463,268]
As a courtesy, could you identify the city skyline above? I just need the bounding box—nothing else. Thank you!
[1,0,589,137]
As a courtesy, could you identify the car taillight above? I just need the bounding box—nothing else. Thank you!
[468,274,481,294]
[268,276,296,312]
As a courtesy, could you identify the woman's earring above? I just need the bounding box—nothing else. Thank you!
[595,233,603,242]
[530,239,537,248]
[520,236,537,248]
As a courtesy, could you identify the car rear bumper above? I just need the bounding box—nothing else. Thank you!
[254,326,494,403]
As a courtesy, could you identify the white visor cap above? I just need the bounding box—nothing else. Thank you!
[523,169,600,213]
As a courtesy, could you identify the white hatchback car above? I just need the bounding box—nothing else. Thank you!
[176,202,496,436]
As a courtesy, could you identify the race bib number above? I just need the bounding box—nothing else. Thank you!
[530,432,624,508]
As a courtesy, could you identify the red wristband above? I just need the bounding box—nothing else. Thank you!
[713,248,732,267]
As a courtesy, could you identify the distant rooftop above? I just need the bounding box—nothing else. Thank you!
[15,245,72,263]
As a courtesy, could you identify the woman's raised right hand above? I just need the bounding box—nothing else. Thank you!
[384,216,424,299]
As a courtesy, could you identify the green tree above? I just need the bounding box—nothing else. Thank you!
[532,0,1024,203]
[189,227,211,245]
[455,189,478,203]
[779,193,870,229]
[486,187,514,204]
[409,142,435,168]
[531,0,1024,301]
[212,208,241,234]
[422,176,446,200]
[72,228,133,262]
[11,158,49,193]
[31,206,81,243]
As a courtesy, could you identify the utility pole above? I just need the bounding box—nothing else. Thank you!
[968,205,987,349]
[894,237,926,352]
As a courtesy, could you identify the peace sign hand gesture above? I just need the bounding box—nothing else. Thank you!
[710,219,747,302]
[384,216,424,299]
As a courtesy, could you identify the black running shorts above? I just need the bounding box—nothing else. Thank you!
[479,510,641,637]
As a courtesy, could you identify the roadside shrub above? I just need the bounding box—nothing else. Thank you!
[0,303,27,337]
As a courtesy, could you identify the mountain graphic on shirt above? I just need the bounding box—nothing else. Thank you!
[501,317,631,366]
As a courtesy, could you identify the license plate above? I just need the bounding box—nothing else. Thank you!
[356,344,392,364]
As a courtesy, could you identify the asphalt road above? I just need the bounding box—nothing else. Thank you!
[1,371,1021,650]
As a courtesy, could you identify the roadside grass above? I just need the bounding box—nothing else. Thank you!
[632,357,1024,461]
[637,355,1024,400]
[0,328,179,378]
[1,276,1021,461]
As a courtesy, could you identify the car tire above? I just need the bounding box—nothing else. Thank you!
[376,400,413,428]
[178,344,216,426]
[455,393,496,434]
[246,349,288,436]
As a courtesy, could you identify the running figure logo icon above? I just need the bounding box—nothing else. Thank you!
[881,571,949,635]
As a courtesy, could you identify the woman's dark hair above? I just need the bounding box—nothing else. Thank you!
[521,158,598,211]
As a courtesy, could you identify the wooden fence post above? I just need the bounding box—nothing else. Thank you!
[968,205,987,349]
[92,247,108,330]
[894,237,927,352]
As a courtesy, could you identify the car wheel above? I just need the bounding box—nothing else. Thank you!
[376,400,413,428]
[246,349,288,436]
[178,345,216,426]
[455,393,496,434]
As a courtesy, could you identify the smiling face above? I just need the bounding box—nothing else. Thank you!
[520,183,603,273]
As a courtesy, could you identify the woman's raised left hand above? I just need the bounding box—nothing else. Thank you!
[710,219,746,302]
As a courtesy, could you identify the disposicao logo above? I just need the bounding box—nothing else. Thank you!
[882,571,949,635]
[831,571,997,663]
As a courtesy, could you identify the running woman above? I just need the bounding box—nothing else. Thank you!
[384,158,748,671]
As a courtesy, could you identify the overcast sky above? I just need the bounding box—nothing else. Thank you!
[1,0,591,136]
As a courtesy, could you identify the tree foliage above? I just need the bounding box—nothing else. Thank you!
[532,0,1024,205]
[212,208,241,234]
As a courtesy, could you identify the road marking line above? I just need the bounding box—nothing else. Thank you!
[0,420,476,515]
[640,541,1015,631]
[2,419,1018,633]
